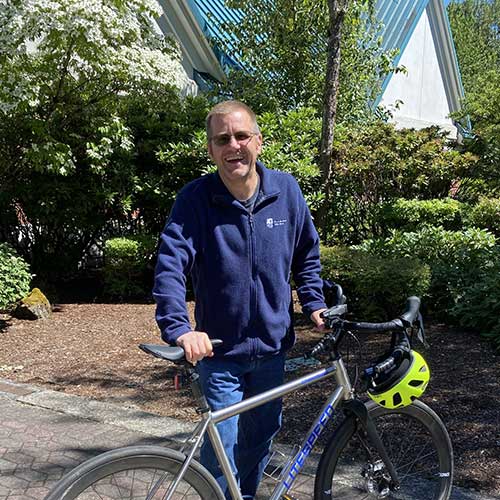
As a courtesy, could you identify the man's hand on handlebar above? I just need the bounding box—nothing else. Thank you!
[176,331,213,365]
[310,308,327,331]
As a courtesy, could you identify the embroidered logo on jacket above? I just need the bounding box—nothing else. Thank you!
[266,218,287,228]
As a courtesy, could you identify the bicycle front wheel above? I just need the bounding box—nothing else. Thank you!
[314,400,453,499]
[44,445,225,500]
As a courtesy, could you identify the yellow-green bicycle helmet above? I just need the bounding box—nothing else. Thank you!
[367,351,430,409]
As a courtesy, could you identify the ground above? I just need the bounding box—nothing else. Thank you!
[0,301,499,496]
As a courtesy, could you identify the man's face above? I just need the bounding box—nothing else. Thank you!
[207,110,262,189]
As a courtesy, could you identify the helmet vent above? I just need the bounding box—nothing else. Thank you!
[419,365,427,373]
[392,393,402,407]
[409,379,424,387]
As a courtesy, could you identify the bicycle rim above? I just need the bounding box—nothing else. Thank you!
[45,445,224,500]
[315,401,453,500]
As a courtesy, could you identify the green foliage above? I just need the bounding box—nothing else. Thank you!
[0,243,31,310]
[258,108,323,209]
[450,254,500,351]
[465,197,500,236]
[103,236,157,299]
[448,1,500,197]
[127,91,210,235]
[320,246,431,320]
[326,122,476,244]
[358,226,497,317]
[447,0,499,96]
[377,198,465,232]
[0,0,211,280]
[212,0,394,122]
[0,0,192,280]
[0,0,184,185]
[453,70,500,200]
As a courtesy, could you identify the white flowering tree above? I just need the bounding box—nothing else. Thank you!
[0,0,194,278]
[0,0,186,181]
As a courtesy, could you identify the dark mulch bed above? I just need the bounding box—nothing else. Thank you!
[0,301,498,496]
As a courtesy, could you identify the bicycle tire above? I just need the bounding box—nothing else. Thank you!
[44,445,225,500]
[314,400,453,500]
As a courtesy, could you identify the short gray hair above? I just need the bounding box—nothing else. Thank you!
[206,100,260,139]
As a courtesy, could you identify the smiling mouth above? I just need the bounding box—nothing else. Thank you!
[225,155,244,163]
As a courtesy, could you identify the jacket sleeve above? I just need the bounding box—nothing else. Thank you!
[290,183,327,318]
[153,193,198,345]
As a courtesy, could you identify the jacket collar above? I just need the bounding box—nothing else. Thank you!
[210,161,281,207]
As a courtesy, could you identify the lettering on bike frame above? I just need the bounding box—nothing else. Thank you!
[284,403,335,489]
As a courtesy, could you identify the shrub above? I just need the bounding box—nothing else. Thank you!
[377,198,465,232]
[465,197,500,237]
[358,227,497,318]
[320,246,431,321]
[326,122,476,244]
[0,243,31,310]
[258,107,323,211]
[103,236,157,299]
[450,256,500,352]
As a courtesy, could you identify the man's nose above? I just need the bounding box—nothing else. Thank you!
[227,135,240,147]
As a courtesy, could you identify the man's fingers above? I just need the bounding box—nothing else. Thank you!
[177,331,212,365]
[310,308,327,331]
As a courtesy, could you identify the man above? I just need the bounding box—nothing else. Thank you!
[153,100,326,499]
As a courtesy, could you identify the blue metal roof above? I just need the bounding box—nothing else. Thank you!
[187,0,243,71]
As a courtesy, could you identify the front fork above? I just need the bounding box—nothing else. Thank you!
[342,399,401,492]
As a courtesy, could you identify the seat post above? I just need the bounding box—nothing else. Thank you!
[186,368,210,414]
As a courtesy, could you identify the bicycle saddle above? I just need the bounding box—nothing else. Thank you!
[139,343,185,361]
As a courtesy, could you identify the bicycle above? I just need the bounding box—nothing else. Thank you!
[45,290,453,499]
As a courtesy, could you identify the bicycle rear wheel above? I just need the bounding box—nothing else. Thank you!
[314,400,453,499]
[44,445,225,500]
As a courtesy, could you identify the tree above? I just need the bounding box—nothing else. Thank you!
[212,0,390,121]
[447,0,499,95]
[448,0,500,197]
[318,0,349,237]
[0,0,186,186]
[0,0,188,278]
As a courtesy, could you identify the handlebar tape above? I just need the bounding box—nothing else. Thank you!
[344,319,404,333]
[399,296,421,325]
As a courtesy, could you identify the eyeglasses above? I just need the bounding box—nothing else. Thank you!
[210,131,258,147]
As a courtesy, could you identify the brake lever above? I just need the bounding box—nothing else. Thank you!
[321,304,348,320]
[407,312,428,348]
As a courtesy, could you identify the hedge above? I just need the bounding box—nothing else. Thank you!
[320,246,431,321]
[103,235,157,299]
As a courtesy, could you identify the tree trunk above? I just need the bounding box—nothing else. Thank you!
[317,0,349,242]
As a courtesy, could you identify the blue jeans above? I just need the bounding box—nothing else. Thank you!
[197,353,285,500]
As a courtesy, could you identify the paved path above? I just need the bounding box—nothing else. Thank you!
[0,379,497,499]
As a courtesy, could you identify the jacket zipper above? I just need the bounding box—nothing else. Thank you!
[248,213,258,357]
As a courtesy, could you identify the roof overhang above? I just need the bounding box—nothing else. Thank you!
[426,0,465,116]
[156,0,226,82]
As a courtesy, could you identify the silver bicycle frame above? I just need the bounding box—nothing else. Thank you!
[164,357,353,500]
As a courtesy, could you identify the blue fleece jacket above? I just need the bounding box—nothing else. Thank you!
[153,162,326,358]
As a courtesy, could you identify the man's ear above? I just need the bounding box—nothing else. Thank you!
[256,134,263,154]
[207,141,214,161]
